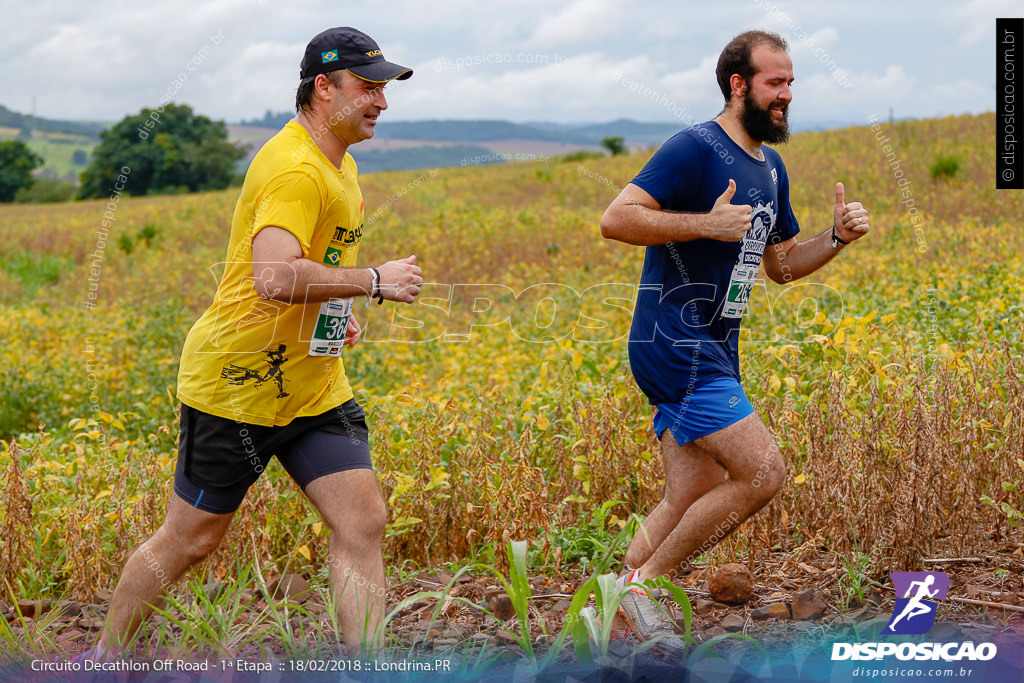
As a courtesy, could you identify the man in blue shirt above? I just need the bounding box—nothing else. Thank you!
[600,30,870,651]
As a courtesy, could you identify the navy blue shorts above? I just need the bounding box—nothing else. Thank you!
[174,399,372,514]
[652,377,755,445]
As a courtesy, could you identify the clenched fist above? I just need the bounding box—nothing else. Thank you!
[376,255,423,304]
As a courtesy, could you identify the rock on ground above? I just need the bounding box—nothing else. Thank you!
[708,564,754,605]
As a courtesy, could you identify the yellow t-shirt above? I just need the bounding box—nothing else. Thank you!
[177,121,364,426]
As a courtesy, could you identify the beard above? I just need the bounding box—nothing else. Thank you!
[741,89,790,144]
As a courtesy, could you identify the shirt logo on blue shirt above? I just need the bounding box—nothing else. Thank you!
[740,201,776,266]
[771,167,778,184]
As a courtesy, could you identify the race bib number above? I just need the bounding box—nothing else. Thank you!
[309,298,352,356]
[722,264,758,319]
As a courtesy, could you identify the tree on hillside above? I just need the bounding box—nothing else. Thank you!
[601,136,627,156]
[78,103,245,199]
[0,140,43,202]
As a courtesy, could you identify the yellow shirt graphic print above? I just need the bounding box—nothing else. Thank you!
[176,121,364,427]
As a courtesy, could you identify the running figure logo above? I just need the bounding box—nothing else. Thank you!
[884,571,949,635]
[220,344,290,398]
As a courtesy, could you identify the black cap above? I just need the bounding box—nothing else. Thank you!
[300,27,412,83]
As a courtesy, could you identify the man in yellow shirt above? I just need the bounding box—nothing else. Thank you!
[89,27,423,659]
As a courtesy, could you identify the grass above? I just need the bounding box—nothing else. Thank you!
[534,499,632,571]
[835,549,874,610]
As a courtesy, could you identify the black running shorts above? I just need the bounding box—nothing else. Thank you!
[173,399,372,514]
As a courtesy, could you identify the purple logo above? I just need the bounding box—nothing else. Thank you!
[884,571,949,635]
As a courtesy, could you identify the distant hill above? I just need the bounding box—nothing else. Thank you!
[236,112,596,144]
[349,145,500,174]
[370,120,594,145]
[234,112,681,147]
[237,117,605,144]
[228,115,690,172]
[229,123,570,174]
[567,119,685,145]
[237,110,294,129]
[0,104,105,139]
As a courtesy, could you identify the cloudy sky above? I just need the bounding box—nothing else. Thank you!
[0,0,1014,128]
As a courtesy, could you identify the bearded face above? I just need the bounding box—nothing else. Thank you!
[740,85,790,145]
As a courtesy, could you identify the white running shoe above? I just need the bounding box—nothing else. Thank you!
[615,570,687,657]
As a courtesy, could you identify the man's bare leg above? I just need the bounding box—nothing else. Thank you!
[624,432,725,570]
[636,413,784,580]
[304,469,387,656]
[98,494,235,654]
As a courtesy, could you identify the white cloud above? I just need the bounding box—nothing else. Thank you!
[526,0,622,49]
[798,27,839,51]
[921,78,993,116]
[391,50,719,124]
[789,64,915,124]
[659,55,725,112]
[950,0,1020,44]
[854,65,916,95]
[396,52,654,120]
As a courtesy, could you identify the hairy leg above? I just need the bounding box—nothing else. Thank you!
[99,494,234,653]
[304,469,387,656]
[638,413,784,580]
[624,430,725,570]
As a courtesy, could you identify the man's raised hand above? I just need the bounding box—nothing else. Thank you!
[376,255,423,303]
[708,179,752,242]
[833,182,870,243]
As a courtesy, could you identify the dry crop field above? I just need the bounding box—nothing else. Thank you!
[1,113,1022,662]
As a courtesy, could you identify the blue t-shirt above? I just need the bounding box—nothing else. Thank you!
[627,121,800,405]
